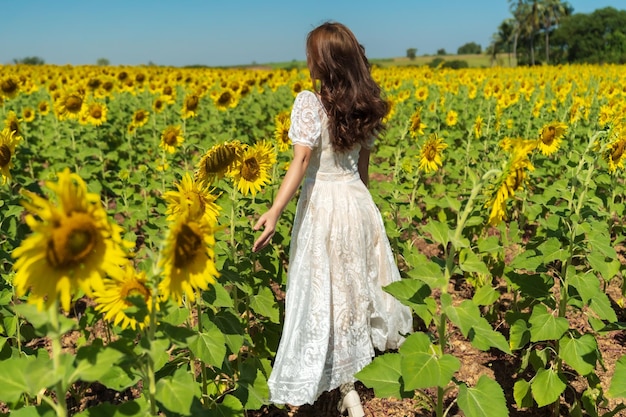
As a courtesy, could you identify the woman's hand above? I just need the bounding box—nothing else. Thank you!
[252,209,279,252]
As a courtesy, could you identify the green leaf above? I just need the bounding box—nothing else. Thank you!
[587,252,621,281]
[530,368,566,407]
[355,353,410,399]
[529,304,569,342]
[8,404,56,417]
[383,279,435,325]
[72,339,126,382]
[472,285,500,306]
[155,366,201,415]
[513,379,534,409]
[607,355,626,398]
[538,237,568,263]
[509,318,531,351]
[477,236,502,254]
[74,399,150,417]
[458,375,509,417]
[249,286,280,323]
[408,261,447,290]
[559,333,597,376]
[399,333,459,390]
[422,220,450,247]
[233,358,269,409]
[0,356,31,403]
[188,323,227,368]
[206,394,245,417]
[568,272,602,304]
[203,282,235,308]
[459,249,491,276]
[468,320,512,354]
[589,293,618,323]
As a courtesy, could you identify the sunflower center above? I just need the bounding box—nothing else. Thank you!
[611,141,625,162]
[90,108,102,119]
[9,120,19,134]
[164,130,178,146]
[65,95,83,113]
[425,144,438,161]
[185,95,199,111]
[0,145,11,167]
[218,92,231,106]
[1,78,18,95]
[163,86,173,96]
[122,282,150,306]
[47,212,98,268]
[24,109,33,118]
[174,223,203,268]
[241,157,261,181]
[541,127,556,145]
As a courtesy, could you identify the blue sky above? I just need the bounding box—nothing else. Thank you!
[1,0,623,67]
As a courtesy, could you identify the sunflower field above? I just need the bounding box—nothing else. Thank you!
[0,62,625,417]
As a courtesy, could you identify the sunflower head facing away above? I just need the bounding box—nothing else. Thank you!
[195,140,243,187]
[418,133,448,173]
[274,111,291,152]
[0,128,22,185]
[12,168,129,312]
[158,215,219,304]
[231,140,277,196]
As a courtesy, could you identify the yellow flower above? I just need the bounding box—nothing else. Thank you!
[55,90,85,120]
[12,169,129,312]
[537,121,567,156]
[0,128,22,184]
[231,140,276,196]
[81,101,108,126]
[486,141,535,225]
[160,125,185,154]
[415,85,429,102]
[409,107,426,138]
[274,111,291,152]
[22,107,35,123]
[181,93,200,119]
[211,88,238,111]
[153,96,167,113]
[418,133,448,173]
[4,111,21,137]
[445,110,458,127]
[38,100,51,116]
[603,127,626,173]
[93,264,153,330]
[129,109,150,130]
[195,140,243,187]
[163,173,220,224]
[158,215,219,305]
[0,76,20,99]
[473,115,483,138]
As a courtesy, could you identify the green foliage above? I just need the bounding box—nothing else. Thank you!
[457,42,482,55]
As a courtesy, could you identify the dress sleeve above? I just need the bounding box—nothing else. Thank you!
[288,91,322,149]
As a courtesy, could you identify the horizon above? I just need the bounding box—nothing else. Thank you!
[2,0,624,68]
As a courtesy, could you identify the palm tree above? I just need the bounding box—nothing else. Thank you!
[491,18,516,65]
[540,0,572,63]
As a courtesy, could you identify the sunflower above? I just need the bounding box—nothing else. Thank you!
[415,85,429,102]
[129,109,150,131]
[4,111,21,137]
[231,140,277,196]
[485,141,535,226]
[418,133,448,173]
[211,88,238,111]
[0,128,22,184]
[161,84,177,104]
[0,76,19,99]
[81,101,108,126]
[537,121,568,156]
[473,115,483,138]
[181,93,200,119]
[445,110,458,127]
[163,173,220,223]
[93,264,153,330]
[159,125,185,154]
[153,96,166,113]
[12,168,129,312]
[195,140,243,187]
[603,127,626,173]
[55,90,85,120]
[408,107,426,138]
[158,215,219,304]
[22,107,36,123]
[274,111,291,152]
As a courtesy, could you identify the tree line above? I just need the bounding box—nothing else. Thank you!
[491,1,626,65]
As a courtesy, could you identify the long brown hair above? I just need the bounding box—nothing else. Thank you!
[306,22,388,152]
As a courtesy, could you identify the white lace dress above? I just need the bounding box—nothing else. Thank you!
[267,90,413,406]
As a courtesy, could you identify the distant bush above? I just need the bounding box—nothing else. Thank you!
[442,60,469,69]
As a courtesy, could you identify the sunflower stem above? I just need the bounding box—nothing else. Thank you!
[196,301,210,407]
[49,302,68,417]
